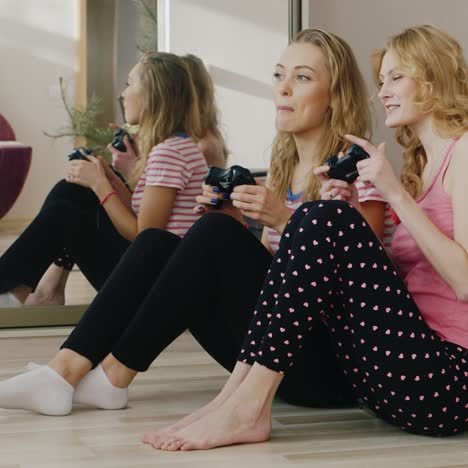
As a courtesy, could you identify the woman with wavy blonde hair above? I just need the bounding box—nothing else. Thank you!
[182,54,229,168]
[372,24,468,199]
[148,25,468,450]
[269,28,371,202]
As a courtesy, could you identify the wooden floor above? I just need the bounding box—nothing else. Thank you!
[0,330,467,467]
[1,220,468,466]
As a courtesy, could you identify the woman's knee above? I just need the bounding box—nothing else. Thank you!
[299,200,362,226]
[186,212,245,241]
[44,179,94,207]
[134,227,178,245]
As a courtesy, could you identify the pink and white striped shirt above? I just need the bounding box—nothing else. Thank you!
[131,136,207,237]
[266,180,394,253]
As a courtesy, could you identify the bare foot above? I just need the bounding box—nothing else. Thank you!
[142,391,232,447]
[24,290,65,306]
[143,362,253,447]
[156,397,272,451]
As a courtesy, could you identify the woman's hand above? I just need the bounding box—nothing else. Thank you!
[194,184,244,222]
[230,181,291,233]
[66,154,109,193]
[313,155,359,207]
[345,134,404,203]
[107,135,138,178]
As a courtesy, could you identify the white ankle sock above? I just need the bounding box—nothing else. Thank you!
[73,364,128,410]
[0,366,73,415]
[0,292,22,307]
[26,362,128,410]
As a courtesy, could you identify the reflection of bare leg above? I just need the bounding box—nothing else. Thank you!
[142,362,252,447]
[24,264,69,306]
[158,363,283,451]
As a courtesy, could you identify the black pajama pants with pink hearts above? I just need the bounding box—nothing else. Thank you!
[239,200,468,436]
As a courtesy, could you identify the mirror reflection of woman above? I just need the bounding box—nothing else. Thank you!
[23,53,227,307]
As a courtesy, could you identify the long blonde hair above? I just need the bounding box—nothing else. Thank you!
[373,25,468,198]
[182,54,229,164]
[269,29,371,201]
[129,52,204,188]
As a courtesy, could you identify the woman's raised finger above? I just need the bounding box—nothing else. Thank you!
[344,134,376,154]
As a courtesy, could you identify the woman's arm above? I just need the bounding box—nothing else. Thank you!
[357,200,385,241]
[100,160,133,211]
[95,181,177,241]
[68,154,178,241]
[260,227,274,254]
[390,149,468,300]
[350,134,468,301]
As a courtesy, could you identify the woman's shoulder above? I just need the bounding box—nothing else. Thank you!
[146,137,206,176]
[444,133,468,192]
[454,132,468,153]
[198,134,227,167]
[449,133,468,171]
[150,136,201,159]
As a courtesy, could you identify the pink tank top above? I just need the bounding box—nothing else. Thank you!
[391,138,468,348]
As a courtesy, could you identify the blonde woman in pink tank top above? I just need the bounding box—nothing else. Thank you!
[146,25,468,451]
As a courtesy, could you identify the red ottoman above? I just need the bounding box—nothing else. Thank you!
[0,142,32,219]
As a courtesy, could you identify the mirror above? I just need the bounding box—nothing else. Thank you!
[0,0,299,327]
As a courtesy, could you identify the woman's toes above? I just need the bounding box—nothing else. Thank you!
[159,435,179,450]
[141,431,158,444]
[166,439,185,451]
[180,441,195,451]
[157,436,177,451]
[151,431,173,449]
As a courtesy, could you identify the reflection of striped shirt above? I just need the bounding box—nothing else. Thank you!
[131,136,207,237]
[266,179,395,253]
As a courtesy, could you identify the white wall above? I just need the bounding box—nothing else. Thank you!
[161,0,289,169]
[0,0,78,220]
[305,0,468,171]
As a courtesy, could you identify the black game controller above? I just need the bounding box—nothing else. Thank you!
[326,144,370,183]
[204,165,256,194]
[204,165,256,209]
[67,146,96,161]
[111,128,134,152]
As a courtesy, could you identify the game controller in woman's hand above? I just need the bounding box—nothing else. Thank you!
[204,165,256,194]
[67,147,96,161]
[326,144,369,183]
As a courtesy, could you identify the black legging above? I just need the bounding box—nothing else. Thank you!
[62,212,355,406]
[0,180,130,293]
[240,200,468,435]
